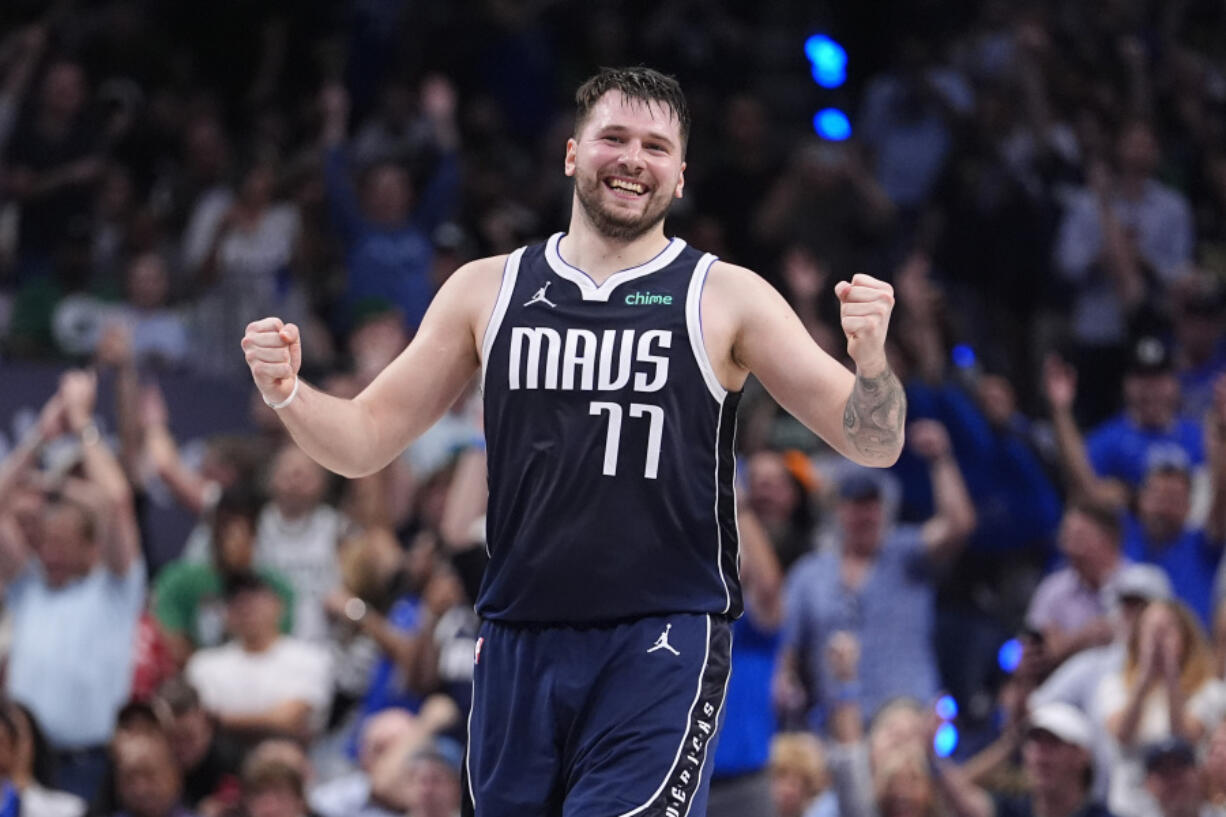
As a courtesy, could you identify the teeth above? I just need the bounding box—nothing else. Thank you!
[608,179,645,194]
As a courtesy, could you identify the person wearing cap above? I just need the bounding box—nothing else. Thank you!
[930,702,1112,817]
[402,739,462,817]
[184,572,333,744]
[1123,444,1226,628]
[1143,737,1211,817]
[780,418,975,724]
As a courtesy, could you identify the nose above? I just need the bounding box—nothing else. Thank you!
[618,140,646,171]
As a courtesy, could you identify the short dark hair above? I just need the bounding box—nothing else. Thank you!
[574,66,690,148]
[1067,500,1122,544]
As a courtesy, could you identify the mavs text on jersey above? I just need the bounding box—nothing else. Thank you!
[478,232,744,624]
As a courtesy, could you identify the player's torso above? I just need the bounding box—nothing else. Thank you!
[478,233,742,623]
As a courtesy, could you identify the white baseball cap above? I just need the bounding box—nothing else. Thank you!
[1028,702,1093,751]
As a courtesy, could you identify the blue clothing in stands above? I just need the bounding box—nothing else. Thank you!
[1122,515,1221,627]
[1086,414,1204,488]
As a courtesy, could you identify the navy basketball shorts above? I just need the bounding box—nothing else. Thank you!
[463,613,733,817]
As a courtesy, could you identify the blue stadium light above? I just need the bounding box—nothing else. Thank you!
[934,723,959,758]
[998,638,1023,673]
[804,35,847,88]
[813,109,851,141]
[936,695,958,721]
[952,344,976,369]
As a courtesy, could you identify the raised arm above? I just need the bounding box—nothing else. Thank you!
[1207,375,1226,544]
[1042,355,1128,509]
[910,419,977,562]
[709,262,904,467]
[242,256,502,479]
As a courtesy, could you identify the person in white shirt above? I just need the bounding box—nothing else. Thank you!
[186,572,332,743]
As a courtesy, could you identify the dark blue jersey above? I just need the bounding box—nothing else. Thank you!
[477,232,743,623]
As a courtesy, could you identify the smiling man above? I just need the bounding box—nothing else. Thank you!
[241,66,905,816]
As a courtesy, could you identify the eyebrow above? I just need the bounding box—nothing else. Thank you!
[596,124,677,150]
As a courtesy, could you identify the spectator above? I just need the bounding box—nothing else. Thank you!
[930,702,1112,817]
[782,419,975,723]
[1169,275,1226,419]
[398,739,462,817]
[153,484,295,665]
[5,703,87,817]
[255,443,345,644]
[745,449,818,571]
[1100,600,1226,817]
[319,79,460,333]
[308,709,414,817]
[768,732,837,817]
[0,372,144,801]
[239,743,313,817]
[1026,502,1128,668]
[1143,738,1209,817]
[185,573,332,744]
[150,678,242,817]
[108,729,195,817]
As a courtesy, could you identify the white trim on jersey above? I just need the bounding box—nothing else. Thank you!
[615,616,713,817]
[544,232,688,302]
[685,253,726,403]
[480,247,525,389]
[714,399,732,614]
[465,671,478,811]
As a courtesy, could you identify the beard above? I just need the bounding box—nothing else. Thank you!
[573,170,674,242]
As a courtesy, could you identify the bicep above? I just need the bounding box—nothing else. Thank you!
[720,266,856,454]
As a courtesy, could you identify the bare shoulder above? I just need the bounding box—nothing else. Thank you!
[699,260,778,389]
[433,254,508,339]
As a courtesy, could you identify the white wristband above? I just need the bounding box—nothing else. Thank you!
[263,377,300,410]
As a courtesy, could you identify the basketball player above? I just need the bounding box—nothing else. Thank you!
[242,67,904,816]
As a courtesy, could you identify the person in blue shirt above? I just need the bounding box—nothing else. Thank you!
[319,79,461,333]
[1123,455,1226,628]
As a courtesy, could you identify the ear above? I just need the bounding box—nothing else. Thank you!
[674,161,686,199]
[564,138,578,177]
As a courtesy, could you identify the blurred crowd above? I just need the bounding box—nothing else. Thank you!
[2,1,1226,816]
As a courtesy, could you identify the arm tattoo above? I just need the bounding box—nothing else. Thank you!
[842,368,906,463]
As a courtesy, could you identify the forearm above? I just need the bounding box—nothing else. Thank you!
[735,507,783,630]
[929,453,976,540]
[931,759,995,817]
[217,701,311,739]
[438,447,488,551]
[1113,680,1156,747]
[272,381,391,479]
[1208,421,1226,542]
[0,429,44,506]
[842,367,906,466]
[1050,408,1124,508]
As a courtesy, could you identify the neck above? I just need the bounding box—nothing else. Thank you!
[241,633,278,653]
[1033,787,1085,817]
[560,205,670,284]
[1119,174,1147,200]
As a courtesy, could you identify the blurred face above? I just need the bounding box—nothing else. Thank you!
[349,313,408,379]
[1118,123,1160,177]
[38,504,96,587]
[227,590,282,645]
[127,253,169,310]
[1058,511,1115,585]
[405,758,460,817]
[165,707,212,769]
[1023,731,1088,797]
[1175,311,1222,362]
[115,736,182,817]
[838,498,885,556]
[1125,372,1179,428]
[240,166,275,209]
[213,514,256,572]
[245,784,304,817]
[566,90,686,242]
[770,768,813,817]
[270,446,327,516]
[185,118,229,180]
[879,764,932,817]
[869,706,925,771]
[1140,603,1186,663]
[747,453,799,525]
[1145,762,1204,817]
[358,711,414,774]
[41,62,86,120]
[977,375,1016,428]
[364,165,412,225]
[1137,471,1191,542]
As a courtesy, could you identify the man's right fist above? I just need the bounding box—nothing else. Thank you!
[242,317,301,404]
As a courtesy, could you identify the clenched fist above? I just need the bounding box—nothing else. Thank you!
[834,273,894,375]
[241,317,301,404]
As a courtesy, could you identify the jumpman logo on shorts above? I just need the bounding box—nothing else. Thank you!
[647,623,680,656]
[524,281,557,308]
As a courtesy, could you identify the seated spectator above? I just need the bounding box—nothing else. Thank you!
[768,732,837,817]
[255,443,346,645]
[399,740,462,817]
[1143,738,1209,817]
[239,743,313,817]
[1124,451,1225,627]
[1026,502,1128,668]
[153,485,295,665]
[745,449,818,571]
[930,702,1111,817]
[309,709,415,817]
[185,573,333,744]
[150,678,242,817]
[108,729,195,817]
[1100,600,1226,817]
[4,703,86,817]
[781,420,975,724]
[0,373,144,801]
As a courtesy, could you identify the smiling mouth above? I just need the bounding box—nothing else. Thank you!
[605,177,647,196]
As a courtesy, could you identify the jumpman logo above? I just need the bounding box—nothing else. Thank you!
[647,623,680,656]
[524,281,557,308]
